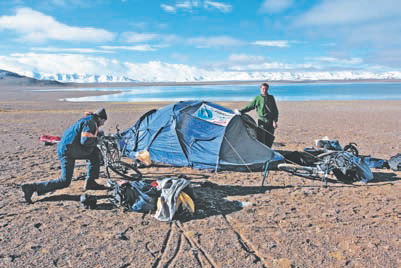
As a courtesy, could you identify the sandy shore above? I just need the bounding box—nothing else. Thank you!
[0,86,400,267]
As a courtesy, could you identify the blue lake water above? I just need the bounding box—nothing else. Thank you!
[43,82,401,102]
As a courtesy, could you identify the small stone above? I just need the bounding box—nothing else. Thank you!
[116,233,129,241]
[31,245,42,251]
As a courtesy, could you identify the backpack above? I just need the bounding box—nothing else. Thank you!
[108,180,158,212]
[331,152,373,183]
[388,154,401,171]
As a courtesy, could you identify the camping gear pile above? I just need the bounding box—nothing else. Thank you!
[107,177,195,222]
[273,138,375,183]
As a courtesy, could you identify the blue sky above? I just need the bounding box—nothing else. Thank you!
[0,0,400,81]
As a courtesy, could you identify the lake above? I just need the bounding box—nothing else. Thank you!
[43,82,401,102]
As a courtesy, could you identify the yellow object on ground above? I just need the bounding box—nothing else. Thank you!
[135,150,151,166]
[176,191,195,214]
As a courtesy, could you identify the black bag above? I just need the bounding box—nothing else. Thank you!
[80,194,97,209]
[388,154,401,171]
[108,180,158,212]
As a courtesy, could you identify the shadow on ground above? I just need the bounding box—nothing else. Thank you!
[37,194,115,210]
[179,181,291,222]
[33,173,401,222]
[372,172,401,182]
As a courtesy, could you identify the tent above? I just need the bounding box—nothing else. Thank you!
[118,101,275,171]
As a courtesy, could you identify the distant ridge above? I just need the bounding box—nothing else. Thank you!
[0,69,64,86]
[29,72,136,83]
[3,69,401,85]
[21,69,401,83]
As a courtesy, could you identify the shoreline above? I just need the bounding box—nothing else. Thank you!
[46,78,401,89]
[1,79,397,103]
[2,78,401,90]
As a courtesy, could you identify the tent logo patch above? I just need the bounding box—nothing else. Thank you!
[197,107,213,119]
[193,104,234,126]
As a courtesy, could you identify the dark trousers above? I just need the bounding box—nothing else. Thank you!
[257,120,275,148]
[36,148,101,195]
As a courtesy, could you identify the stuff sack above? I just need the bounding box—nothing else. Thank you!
[388,153,401,171]
[154,177,195,222]
[108,180,158,212]
[40,135,61,145]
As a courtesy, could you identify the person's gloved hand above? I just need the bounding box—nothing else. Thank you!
[234,109,241,115]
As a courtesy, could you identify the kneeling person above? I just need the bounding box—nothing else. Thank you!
[21,108,110,203]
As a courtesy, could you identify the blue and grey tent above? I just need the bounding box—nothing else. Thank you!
[118,101,275,171]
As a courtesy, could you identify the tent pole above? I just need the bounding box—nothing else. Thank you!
[214,156,219,174]
[262,161,270,186]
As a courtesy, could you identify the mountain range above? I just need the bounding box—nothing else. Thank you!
[2,68,401,84]
[0,69,64,86]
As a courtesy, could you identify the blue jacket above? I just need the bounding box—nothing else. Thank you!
[57,114,99,158]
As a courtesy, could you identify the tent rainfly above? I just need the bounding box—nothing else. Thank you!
[118,101,275,171]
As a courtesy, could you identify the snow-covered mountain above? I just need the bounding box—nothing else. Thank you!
[2,53,401,83]
[5,65,401,83]
[0,69,63,86]
[25,72,136,83]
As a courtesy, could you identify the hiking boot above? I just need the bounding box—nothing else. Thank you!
[21,183,36,204]
[84,180,110,191]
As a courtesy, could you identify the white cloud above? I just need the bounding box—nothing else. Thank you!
[47,0,88,7]
[49,0,66,6]
[0,52,205,81]
[252,40,290,48]
[122,32,159,43]
[160,0,232,13]
[297,0,400,26]
[228,54,266,63]
[160,4,176,13]
[229,62,314,71]
[170,53,189,61]
[188,36,243,48]
[204,1,232,13]
[0,53,127,75]
[121,32,178,43]
[99,45,159,51]
[260,0,293,13]
[176,1,192,9]
[1,53,400,82]
[292,0,401,67]
[31,47,114,53]
[310,57,363,65]
[0,7,114,42]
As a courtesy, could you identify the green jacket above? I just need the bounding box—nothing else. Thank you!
[240,94,279,123]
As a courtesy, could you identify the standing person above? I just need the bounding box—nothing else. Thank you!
[236,83,279,147]
[21,108,110,203]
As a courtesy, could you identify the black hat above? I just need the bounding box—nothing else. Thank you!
[95,108,107,120]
